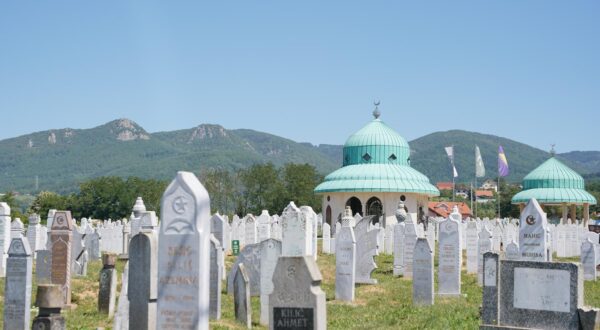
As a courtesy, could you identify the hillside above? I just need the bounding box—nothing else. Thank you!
[0,119,338,193]
[1,121,598,194]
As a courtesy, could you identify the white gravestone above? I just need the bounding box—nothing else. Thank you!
[466,220,479,274]
[281,202,312,257]
[257,210,271,243]
[519,198,548,261]
[581,238,597,281]
[156,172,211,329]
[403,214,418,279]
[259,238,282,325]
[437,207,462,296]
[335,216,356,301]
[478,226,493,286]
[505,240,520,260]
[300,206,318,261]
[354,213,380,284]
[244,214,258,245]
[322,223,331,254]
[413,238,434,306]
[3,236,33,330]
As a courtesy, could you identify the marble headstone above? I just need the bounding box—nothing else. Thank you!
[49,211,74,305]
[437,207,462,296]
[412,238,434,306]
[581,238,597,281]
[234,263,251,328]
[335,217,356,301]
[209,235,222,320]
[269,256,326,330]
[259,238,282,325]
[505,240,519,260]
[465,220,479,274]
[478,226,493,286]
[282,202,312,257]
[354,214,380,284]
[3,236,33,330]
[518,198,548,261]
[322,223,331,254]
[227,242,262,296]
[403,214,418,279]
[156,172,211,329]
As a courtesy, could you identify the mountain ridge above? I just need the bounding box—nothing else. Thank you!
[1,119,598,194]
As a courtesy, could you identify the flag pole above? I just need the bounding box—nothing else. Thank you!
[497,175,500,220]
[474,176,478,218]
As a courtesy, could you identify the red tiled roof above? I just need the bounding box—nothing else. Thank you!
[476,190,494,198]
[428,201,472,218]
[436,182,454,190]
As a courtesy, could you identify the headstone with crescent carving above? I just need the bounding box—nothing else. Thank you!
[281,202,313,257]
[438,208,462,296]
[518,198,548,262]
[156,171,211,329]
[49,210,74,306]
[3,236,33,330]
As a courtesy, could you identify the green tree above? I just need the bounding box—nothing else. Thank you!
[200,168,237,215]
[0,191,27,221]
[29,191,69,223]
[281,163,323,212]
[238,163,283,215]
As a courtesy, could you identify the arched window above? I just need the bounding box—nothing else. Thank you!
[366,196,383,224]
[345,197,362,218]
[326,205,332,227]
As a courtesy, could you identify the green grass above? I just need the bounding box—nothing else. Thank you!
[0,249,599,329]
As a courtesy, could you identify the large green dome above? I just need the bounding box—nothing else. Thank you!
[511,157,596,204]
[315,113,439,196]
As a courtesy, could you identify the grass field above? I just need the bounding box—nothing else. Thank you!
[0,249,598,329]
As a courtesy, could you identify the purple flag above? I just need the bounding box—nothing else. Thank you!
[498,146,509,177]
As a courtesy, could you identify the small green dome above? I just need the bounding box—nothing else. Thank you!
[512,157,596,204]
[343,118,410,166]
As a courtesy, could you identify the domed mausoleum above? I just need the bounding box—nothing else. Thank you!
[511,156,596,224]
[314,108,439,228]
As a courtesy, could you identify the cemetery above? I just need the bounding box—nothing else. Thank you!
[0,113,599,330]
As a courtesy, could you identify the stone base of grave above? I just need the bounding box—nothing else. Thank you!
[437,293,467,298]
[578,307,600,330]
[32,314,66,329]
[479,325,534,330]
[118,254,129,260]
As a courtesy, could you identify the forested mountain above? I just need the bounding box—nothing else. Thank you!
[0,120,597,194]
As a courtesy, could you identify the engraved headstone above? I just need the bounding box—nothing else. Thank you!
[478,226,493,286]
[393,222,405,277]
[98,253,117,317]
[354,213,379,284]
[10,218,24,239]
[492,225,502,252]
[227,242,262,296]
[3,236,33,330]
[257,210,272,243]
[505,240,519,260]
[36,249,52,284]
[269,256,326,330]
[438,207,462,296]
[27,213,42,256]
[300,206,318,261]
[481,252,499,325]
[413,238,434,306]
[465,220,479,274]
[50,211,74,305]
[259,238,282,325]
[156,172,211,329]
[129,211,158,330]
[581,238,597,280]
[234,263,252,328]
[519,198,548,261]
[403,214,418,279]
[0,202,11,277]
[71,227,88,276]
[244,214,258,245]
[209,235,223,320]
[282,202,312,257]
[335,214,356,301]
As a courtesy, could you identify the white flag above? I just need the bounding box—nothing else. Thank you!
[445,146,458,178]
[475,145,485,178]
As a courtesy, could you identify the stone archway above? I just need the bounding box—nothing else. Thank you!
[326,205,332,227]
[366,196,383,224]
[346,197,362,217]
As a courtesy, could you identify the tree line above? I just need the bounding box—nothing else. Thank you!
[0,162,323,223]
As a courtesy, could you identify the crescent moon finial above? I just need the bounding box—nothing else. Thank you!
[373,100,381,119]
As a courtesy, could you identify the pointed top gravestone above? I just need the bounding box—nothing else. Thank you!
[210,213,226,248]
[438,207,462,296]
[354,213,379,284]
[413,238,434,306]
[506,240,519,260]
[519,198,548,261]
[11,218,24,239]
[227,242,262,296]
[3,236,33,330]
[335,210,356,301]
[157,171,211,330]
[50,211,74,306]
[0,202,9,216]
[478,226,493,286]
[259,238,282,325]
[257,210,271,243]
[282,202,312,257]
[395,201,407,223]
[403,213,419,279]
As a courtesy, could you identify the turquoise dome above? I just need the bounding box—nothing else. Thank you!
[511,157,596,204]
[315,113,439,196]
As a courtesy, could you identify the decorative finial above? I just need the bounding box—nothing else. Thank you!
[550,144,556,157]
[373,100,381,119]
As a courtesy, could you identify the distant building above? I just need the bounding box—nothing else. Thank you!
[455,187,471,199]
[480,179,498,192]
[436,182,454,191]
[428,201,472,219]
[475,190,494,203]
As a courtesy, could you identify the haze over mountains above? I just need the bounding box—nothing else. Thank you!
[1,119,598,194]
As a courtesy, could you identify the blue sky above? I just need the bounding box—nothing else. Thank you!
[1,1,598,152]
